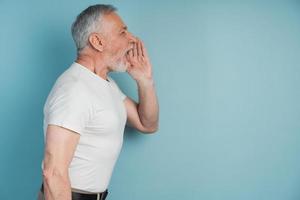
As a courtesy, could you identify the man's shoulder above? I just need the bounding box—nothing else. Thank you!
[53,63,91,91]
[47,69,91,102]
[51,78,90,99]
[44,79,92,114]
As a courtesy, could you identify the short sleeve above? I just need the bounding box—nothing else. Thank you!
[45,83,92,135]
[108,77,127,101]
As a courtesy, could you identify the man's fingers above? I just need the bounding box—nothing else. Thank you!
[133,42,138,58]
[137,39,142,58]
[125,52,130,61]
[128,48,133,58]
[140,40,148,58]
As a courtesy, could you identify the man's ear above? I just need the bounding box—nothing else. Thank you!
[88,33,105,52]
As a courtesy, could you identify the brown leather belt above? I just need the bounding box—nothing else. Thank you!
[40,183,108,200]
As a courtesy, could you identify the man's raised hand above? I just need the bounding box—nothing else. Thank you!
[126,38,153,83]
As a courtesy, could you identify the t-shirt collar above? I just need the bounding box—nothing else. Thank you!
[72,62,112,85]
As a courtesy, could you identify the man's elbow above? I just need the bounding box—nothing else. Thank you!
[42,167,68,183]
[142,123,159,134]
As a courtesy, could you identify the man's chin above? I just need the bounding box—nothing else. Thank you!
[110,56,129,72]
[111,64,128,73]
[113,68,127,73]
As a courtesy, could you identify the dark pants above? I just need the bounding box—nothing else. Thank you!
[37,185,109,200]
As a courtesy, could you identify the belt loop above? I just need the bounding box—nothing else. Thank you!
[100,190,107,200]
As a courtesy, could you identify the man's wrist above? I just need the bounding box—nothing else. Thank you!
[136,76,155,88]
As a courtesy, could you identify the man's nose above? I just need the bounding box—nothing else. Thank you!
[128,33,137,44]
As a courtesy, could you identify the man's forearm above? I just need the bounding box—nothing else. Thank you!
[136,78,159,131]
[43,171,71,200]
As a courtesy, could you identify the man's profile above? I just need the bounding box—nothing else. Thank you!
[37,4,159,200]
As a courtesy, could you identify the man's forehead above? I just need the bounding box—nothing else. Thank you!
[102,12,126,30]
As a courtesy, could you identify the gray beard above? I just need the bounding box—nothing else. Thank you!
[113,60,127,72]
[111,56,128,73]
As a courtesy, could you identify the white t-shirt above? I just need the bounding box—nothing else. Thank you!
[41,62,127,193]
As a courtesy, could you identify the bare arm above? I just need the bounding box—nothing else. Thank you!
[42,124,80,200]
[124,79,159,133]
[136,79,159,131]
[125,38,159,133]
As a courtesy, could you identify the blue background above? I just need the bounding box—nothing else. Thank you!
[1,0,300,199]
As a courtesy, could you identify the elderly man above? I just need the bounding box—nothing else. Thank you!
[37,4,159,200]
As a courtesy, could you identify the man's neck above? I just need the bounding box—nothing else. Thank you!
[75,53,110,81]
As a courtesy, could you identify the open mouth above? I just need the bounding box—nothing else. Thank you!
[125,50,130,56]
[120,46,133,61]
[125,46,134,55]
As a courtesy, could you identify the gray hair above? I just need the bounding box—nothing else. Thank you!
[71,4,117,52]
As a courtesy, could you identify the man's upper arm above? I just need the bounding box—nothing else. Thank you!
[43,124,80,175]
[123,96,155,133]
